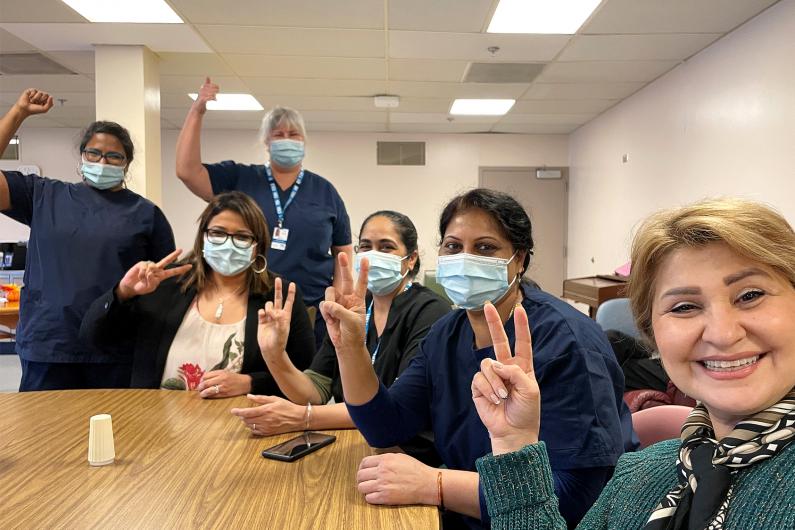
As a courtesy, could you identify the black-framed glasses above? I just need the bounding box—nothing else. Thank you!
[82,148,127,166]
[205,228,256,249]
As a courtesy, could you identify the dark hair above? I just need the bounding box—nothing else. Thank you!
[360,210,421,277]
[181,191,273,294]
[79,121,135,167]
[439,188,534,273]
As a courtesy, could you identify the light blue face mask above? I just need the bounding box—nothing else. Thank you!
[436,252,519,310]
[355,251,409,296]
[269,139,305,168]
[202,236,255,277]
[81,161,125,190]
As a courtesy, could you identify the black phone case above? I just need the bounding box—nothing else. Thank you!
[261,432,337,462]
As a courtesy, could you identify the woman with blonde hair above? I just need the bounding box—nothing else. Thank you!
[472,197,795,529]
[81,191,315,397]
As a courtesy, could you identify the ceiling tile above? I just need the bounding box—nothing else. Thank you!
[499,113,595,125]
[523,82,645,100]
[245,95,377,111]
[223,54,386,79]
[558,34,722,61]
[391,98,451,113]
[0,28,36,52]
[583,0,778,34]
[44,104,94,120]
[491,123,579,134]
[157,53,234,76]
[390,112,498,125]
[243,77,388,97]
[161,107,263,124]
[306,122,388,132]
[536,60,679,83]
[300,110,387,123]
[0,74,94,92]
[388,0,493,32]
[21,116,79,127]
[388,80,528,98]
[169,0,384,29]
[388,59,468,82]
[160,75,250,93]
[0,0,87,23]
[511,99,617,114]
[388,31,570,61]
[46,51,94,74]
[0,23,211,53]
[388,122,493,133]
[198,119,268,130]
[196,25,384,57]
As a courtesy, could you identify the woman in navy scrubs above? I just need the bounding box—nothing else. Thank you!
[0,89,176,391]
[320,189,637,529]
[175,77,352,348]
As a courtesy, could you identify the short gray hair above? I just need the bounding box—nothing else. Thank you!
[258,106,307,144]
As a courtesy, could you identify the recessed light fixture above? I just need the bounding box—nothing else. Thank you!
[450,99,515,116]
[61,0,183,23]
[487,0,601,34]
[188,93,264,111]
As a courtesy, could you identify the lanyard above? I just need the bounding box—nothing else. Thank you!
[364,282,412,365]
[265,164,304,228]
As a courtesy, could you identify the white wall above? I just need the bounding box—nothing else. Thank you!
[567,0,795,278]
[2,126,567,276]
[0,127,83,241]
[161,129,568,276]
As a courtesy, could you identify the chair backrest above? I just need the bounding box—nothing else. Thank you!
[595,297,640,338]
[631,405,693,449]
[421,270,453,306]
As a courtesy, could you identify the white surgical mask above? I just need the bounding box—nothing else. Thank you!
[436,252,518,309]
[355,251,409,295]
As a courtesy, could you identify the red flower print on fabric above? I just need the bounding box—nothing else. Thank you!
[178,363,205,390]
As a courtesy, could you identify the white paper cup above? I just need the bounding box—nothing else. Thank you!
[88,414,115,466]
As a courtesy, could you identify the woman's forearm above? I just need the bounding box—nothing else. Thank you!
[307,402,356,430]
[336,343,380,405]
[0,105,26,158]
[175,107,212,200]
[438,469,482,519]
[263,352,325,405]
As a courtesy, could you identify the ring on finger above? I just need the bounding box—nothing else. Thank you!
[214,384,220,394]
[251,424,257,432]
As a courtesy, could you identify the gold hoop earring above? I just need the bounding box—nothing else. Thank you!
[252,254,268,274]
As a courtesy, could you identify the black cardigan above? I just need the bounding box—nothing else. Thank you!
[79,276,315,395]
[310,283,451,403]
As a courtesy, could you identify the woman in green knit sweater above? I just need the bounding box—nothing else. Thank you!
[472,198,795,530]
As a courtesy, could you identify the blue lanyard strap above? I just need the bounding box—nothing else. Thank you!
[265,164,304,228]
[364,282,412,365]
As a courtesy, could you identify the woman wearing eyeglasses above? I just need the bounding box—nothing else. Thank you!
[80,192,315,398]
[0,89,176,391]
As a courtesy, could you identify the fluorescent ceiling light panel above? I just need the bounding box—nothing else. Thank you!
[487,0,601,34]
[61,0,183,23]
[188,93,264,111]
[450,99,515,116]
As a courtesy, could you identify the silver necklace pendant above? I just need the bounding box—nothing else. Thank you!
[215,300,224,321]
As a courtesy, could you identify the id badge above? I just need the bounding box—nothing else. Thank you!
[272,226,289,250]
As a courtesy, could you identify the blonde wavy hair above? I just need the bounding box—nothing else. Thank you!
[627,197,795,347]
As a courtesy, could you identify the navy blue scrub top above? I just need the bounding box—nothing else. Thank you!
[1,171,176,363]
[205,161,351,307]
[348,282,639,528]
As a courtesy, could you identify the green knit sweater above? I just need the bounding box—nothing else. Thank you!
[476,439,795,529]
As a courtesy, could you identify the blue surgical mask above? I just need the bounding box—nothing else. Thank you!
[355,251,409,296]
[436,252,518,310]
[269,139,305,168]
[81,161,125,190]
[202,236,255,277]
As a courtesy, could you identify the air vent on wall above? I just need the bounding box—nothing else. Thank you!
[0,53,76,75]
[463,62,545,84]
[377,142,425,166]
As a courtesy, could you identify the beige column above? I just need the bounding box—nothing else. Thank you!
[94,45,162,204]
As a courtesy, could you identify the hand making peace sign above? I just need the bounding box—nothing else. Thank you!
[471,302,541,455]
[115,249,192,302]
[257,277,297,360]
[319,252,369,356]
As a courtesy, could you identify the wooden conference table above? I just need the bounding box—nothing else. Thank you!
[0,389,440,529]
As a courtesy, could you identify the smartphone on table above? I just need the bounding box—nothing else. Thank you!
[261,431,336,462]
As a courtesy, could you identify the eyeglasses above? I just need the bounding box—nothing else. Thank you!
[205,228,256,249]
[82,148,127,166]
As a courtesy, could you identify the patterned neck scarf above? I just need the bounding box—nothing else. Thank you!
[644,389,795,530]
